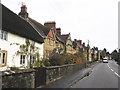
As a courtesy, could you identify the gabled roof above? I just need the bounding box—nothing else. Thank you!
[2,4,44,43]
[28,18,51,37]
[57,34,70,44]
[56,35,64,44]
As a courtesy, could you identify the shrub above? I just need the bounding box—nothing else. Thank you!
[49,54,65,66]
[42,58,51,66]
[10,67,19,70]
[63,53,74,64]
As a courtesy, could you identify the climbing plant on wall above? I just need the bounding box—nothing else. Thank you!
[10,39,44,68]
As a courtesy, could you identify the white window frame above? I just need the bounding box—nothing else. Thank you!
[31,41,35,47]
[0,50,7,67]
[30,55,35,64]
[20,55,25,65]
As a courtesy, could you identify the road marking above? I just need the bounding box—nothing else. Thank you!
[111,69,114,72]
[114,72,120,77]
[107,64,111,69]
[107,64,120,78]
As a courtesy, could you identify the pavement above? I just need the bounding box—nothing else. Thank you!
[38,62,98,88]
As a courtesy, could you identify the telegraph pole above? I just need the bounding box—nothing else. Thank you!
[86,40,90,67]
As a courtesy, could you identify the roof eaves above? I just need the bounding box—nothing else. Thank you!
[28,19,46,39]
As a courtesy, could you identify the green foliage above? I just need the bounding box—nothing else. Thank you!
[63,53,73,64]
[117,61,120,65]
[42,51,86,66]
[11,39,42,68]
[49,54,65,66]
[74,52,85,60]
[111,50,118,61]
[42,58,51,66]
[31,52,45,68]
[10,67,19,70]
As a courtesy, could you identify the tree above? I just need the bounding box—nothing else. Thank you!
[100,48,107,58]
[111,49,118,61]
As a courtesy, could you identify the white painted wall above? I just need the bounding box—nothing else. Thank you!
[0,30,43,70]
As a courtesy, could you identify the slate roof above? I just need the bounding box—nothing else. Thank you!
[28,18,51,37]
[2,4,44,43]
[57,34,70,44]
[56,35,64,44]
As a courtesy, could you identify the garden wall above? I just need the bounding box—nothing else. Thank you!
[34,63,86,87]
[2,69,35,88]
[2,63,86,88]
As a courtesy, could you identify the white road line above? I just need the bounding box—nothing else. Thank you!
[111,69,114,72]
[114,72,120,77]
[107,63,120,78]
[107,64,111,69]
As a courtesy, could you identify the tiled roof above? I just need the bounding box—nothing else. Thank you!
[2,4,44,43]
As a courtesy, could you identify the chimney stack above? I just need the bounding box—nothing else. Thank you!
[77,40,82,45]
[74,39,77,43]
[82,42,85,47]
[44,21,56,30]
[18,4,29,20]
[56,28,61,35]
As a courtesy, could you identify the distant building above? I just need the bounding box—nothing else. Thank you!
[57,33,74,54]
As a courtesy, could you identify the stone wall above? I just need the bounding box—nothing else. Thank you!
[2,63,86,88]
[2,69,35,88]
[34,63,86,87]
[45,63,86,84]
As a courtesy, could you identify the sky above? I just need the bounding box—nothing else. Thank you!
[1,0,119,53]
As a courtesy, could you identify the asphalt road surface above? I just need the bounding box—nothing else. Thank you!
[70,60,119,88]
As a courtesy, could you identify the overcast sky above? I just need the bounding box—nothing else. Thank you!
[1,0,119,53]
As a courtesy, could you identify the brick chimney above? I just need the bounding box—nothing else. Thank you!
[56,28,61,35]
[44,21,56,30]
[18,4,29,20]
[77,40,82,45]
[82,42,85,47]
[74,39,77,43]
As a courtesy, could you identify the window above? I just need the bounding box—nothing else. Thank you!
[0,50,7,67]
[0,30,8,40]
[47,39,50,45]
[20,55,25,65]
[4,31,8,40]
[30,55,34,64]
[50,40,54,46]
[31,41,35,47]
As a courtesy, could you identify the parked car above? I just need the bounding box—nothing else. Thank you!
[102,59,108,63]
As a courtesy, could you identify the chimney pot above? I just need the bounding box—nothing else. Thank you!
[18,4,28,19]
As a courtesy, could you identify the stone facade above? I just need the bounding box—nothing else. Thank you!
[43,32,56,58]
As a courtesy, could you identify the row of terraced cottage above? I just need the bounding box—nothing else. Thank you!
[0,4,100,71]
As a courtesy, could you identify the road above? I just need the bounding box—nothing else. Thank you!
[70,60,119,88]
